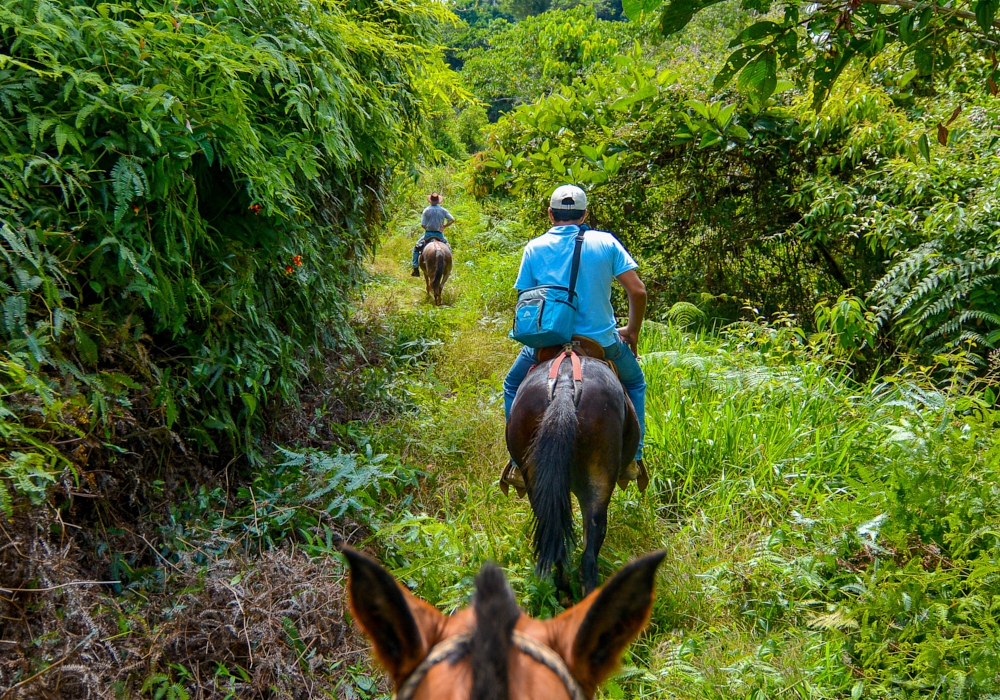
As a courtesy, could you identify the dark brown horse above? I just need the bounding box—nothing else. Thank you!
[420,239,452,306]
[507,349,640,595]
[340,541,665,700]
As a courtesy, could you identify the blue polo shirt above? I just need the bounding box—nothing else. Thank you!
[514,225,637,347]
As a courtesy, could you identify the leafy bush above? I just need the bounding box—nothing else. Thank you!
[631,0,1000,110]
[458,8,642,117]
[0,0,452,470]
[473,41,1000,366]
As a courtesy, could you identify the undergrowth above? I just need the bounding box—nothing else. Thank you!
[359,168,1000,699]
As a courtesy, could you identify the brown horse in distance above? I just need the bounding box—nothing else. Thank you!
[420,239,452,306]
[340,542,665,700]
[507,348,640,595]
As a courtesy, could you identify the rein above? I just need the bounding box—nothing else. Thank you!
[393,630,587,700]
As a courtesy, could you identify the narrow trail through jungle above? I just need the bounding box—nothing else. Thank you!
[348,167,1000,699]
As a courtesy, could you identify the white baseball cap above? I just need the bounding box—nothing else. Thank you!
[549,184,588,211]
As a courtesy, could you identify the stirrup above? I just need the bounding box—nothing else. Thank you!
[500,460,527,499]
[617,459,649,493]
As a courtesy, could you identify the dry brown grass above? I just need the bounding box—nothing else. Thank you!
[0,505,376,699]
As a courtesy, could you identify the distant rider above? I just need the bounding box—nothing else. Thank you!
[501,185,648,492]
[412,192,455,276]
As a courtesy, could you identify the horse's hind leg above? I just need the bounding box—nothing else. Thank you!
[554,560,572,603]
[580,498,610,595]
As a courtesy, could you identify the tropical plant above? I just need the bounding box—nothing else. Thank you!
[459,7,642,117]
[625,0,1000,109]
[0,0,455,476]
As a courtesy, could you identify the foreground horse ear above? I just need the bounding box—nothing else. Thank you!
[564,551,666,693]
[339,544,444,686]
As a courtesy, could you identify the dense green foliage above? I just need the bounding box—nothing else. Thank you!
[363,179,1000,699]
[630,0,1000,110]
[0,0,450,464]
[472,23,1000,366]
[452,7,641,117]
[5,0,1000,695]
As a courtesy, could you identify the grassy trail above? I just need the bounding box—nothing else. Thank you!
[357,171,1000,699]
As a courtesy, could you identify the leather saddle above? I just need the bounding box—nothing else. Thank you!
[535,335,634,417]
[537,335,606,364]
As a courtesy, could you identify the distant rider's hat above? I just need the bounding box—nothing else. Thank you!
[549,184,587,211]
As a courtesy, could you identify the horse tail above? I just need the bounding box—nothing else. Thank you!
[526,375,577,576]
[433,247,445,288]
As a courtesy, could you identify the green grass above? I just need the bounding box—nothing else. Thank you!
[357,168,1000,700]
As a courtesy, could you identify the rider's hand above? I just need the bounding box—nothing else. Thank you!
[618,326,639,356]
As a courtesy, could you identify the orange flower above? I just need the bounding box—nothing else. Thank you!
[285,265,293,274]
[293,254,302,266]
[133,206,140,214]
[249,203,262,215]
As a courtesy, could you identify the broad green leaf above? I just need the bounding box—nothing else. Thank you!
[699,131,723,148]
[899,69,919,88]
[657,68,679,85]
[623,0,663,21]
[241,393,258,415]
[774,78,795,94]
[660,0,725,36]
[918,133,931,162]
[684,99,711,119]
[714,45,765,91]
[732,20,782,46]
[737,50,777,105]
[899,12,917,45]
[975,0,999,31]
[717,103,736,128]
[727,123,750,140]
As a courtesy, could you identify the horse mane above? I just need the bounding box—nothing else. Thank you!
[470,563,520,700]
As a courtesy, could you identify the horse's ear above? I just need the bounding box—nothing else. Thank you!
[550,551,666,694]
[339,544,444,686]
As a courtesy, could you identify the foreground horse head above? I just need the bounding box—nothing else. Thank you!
[340,544,665,700]
[420,239,452,305]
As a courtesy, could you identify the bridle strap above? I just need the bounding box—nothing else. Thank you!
[393,632,472,700]
[393,630,588,700]
[511,631,588,700]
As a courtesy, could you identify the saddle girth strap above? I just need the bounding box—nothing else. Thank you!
[547,344,584,406]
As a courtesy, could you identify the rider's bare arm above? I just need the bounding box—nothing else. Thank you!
[616,269,646,355]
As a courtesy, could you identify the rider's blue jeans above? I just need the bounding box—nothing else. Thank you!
[412,231,447,268]
[503,334,645,461]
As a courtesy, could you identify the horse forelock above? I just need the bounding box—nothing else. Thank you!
[470,563,520,700]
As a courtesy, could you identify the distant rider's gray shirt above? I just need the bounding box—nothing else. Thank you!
[421,205,454,232]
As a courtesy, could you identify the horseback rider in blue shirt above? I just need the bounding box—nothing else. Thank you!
[412,192,455,276]
[500,185,648,493]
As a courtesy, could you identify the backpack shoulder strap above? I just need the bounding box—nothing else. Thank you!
[567,224,587,299]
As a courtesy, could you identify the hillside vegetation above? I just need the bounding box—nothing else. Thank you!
[2,0,1000,697]
[362,175,1000,699]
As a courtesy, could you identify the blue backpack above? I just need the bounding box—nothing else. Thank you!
[509,226,586,348]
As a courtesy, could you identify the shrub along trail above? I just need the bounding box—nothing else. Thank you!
[361,169,1000,699]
